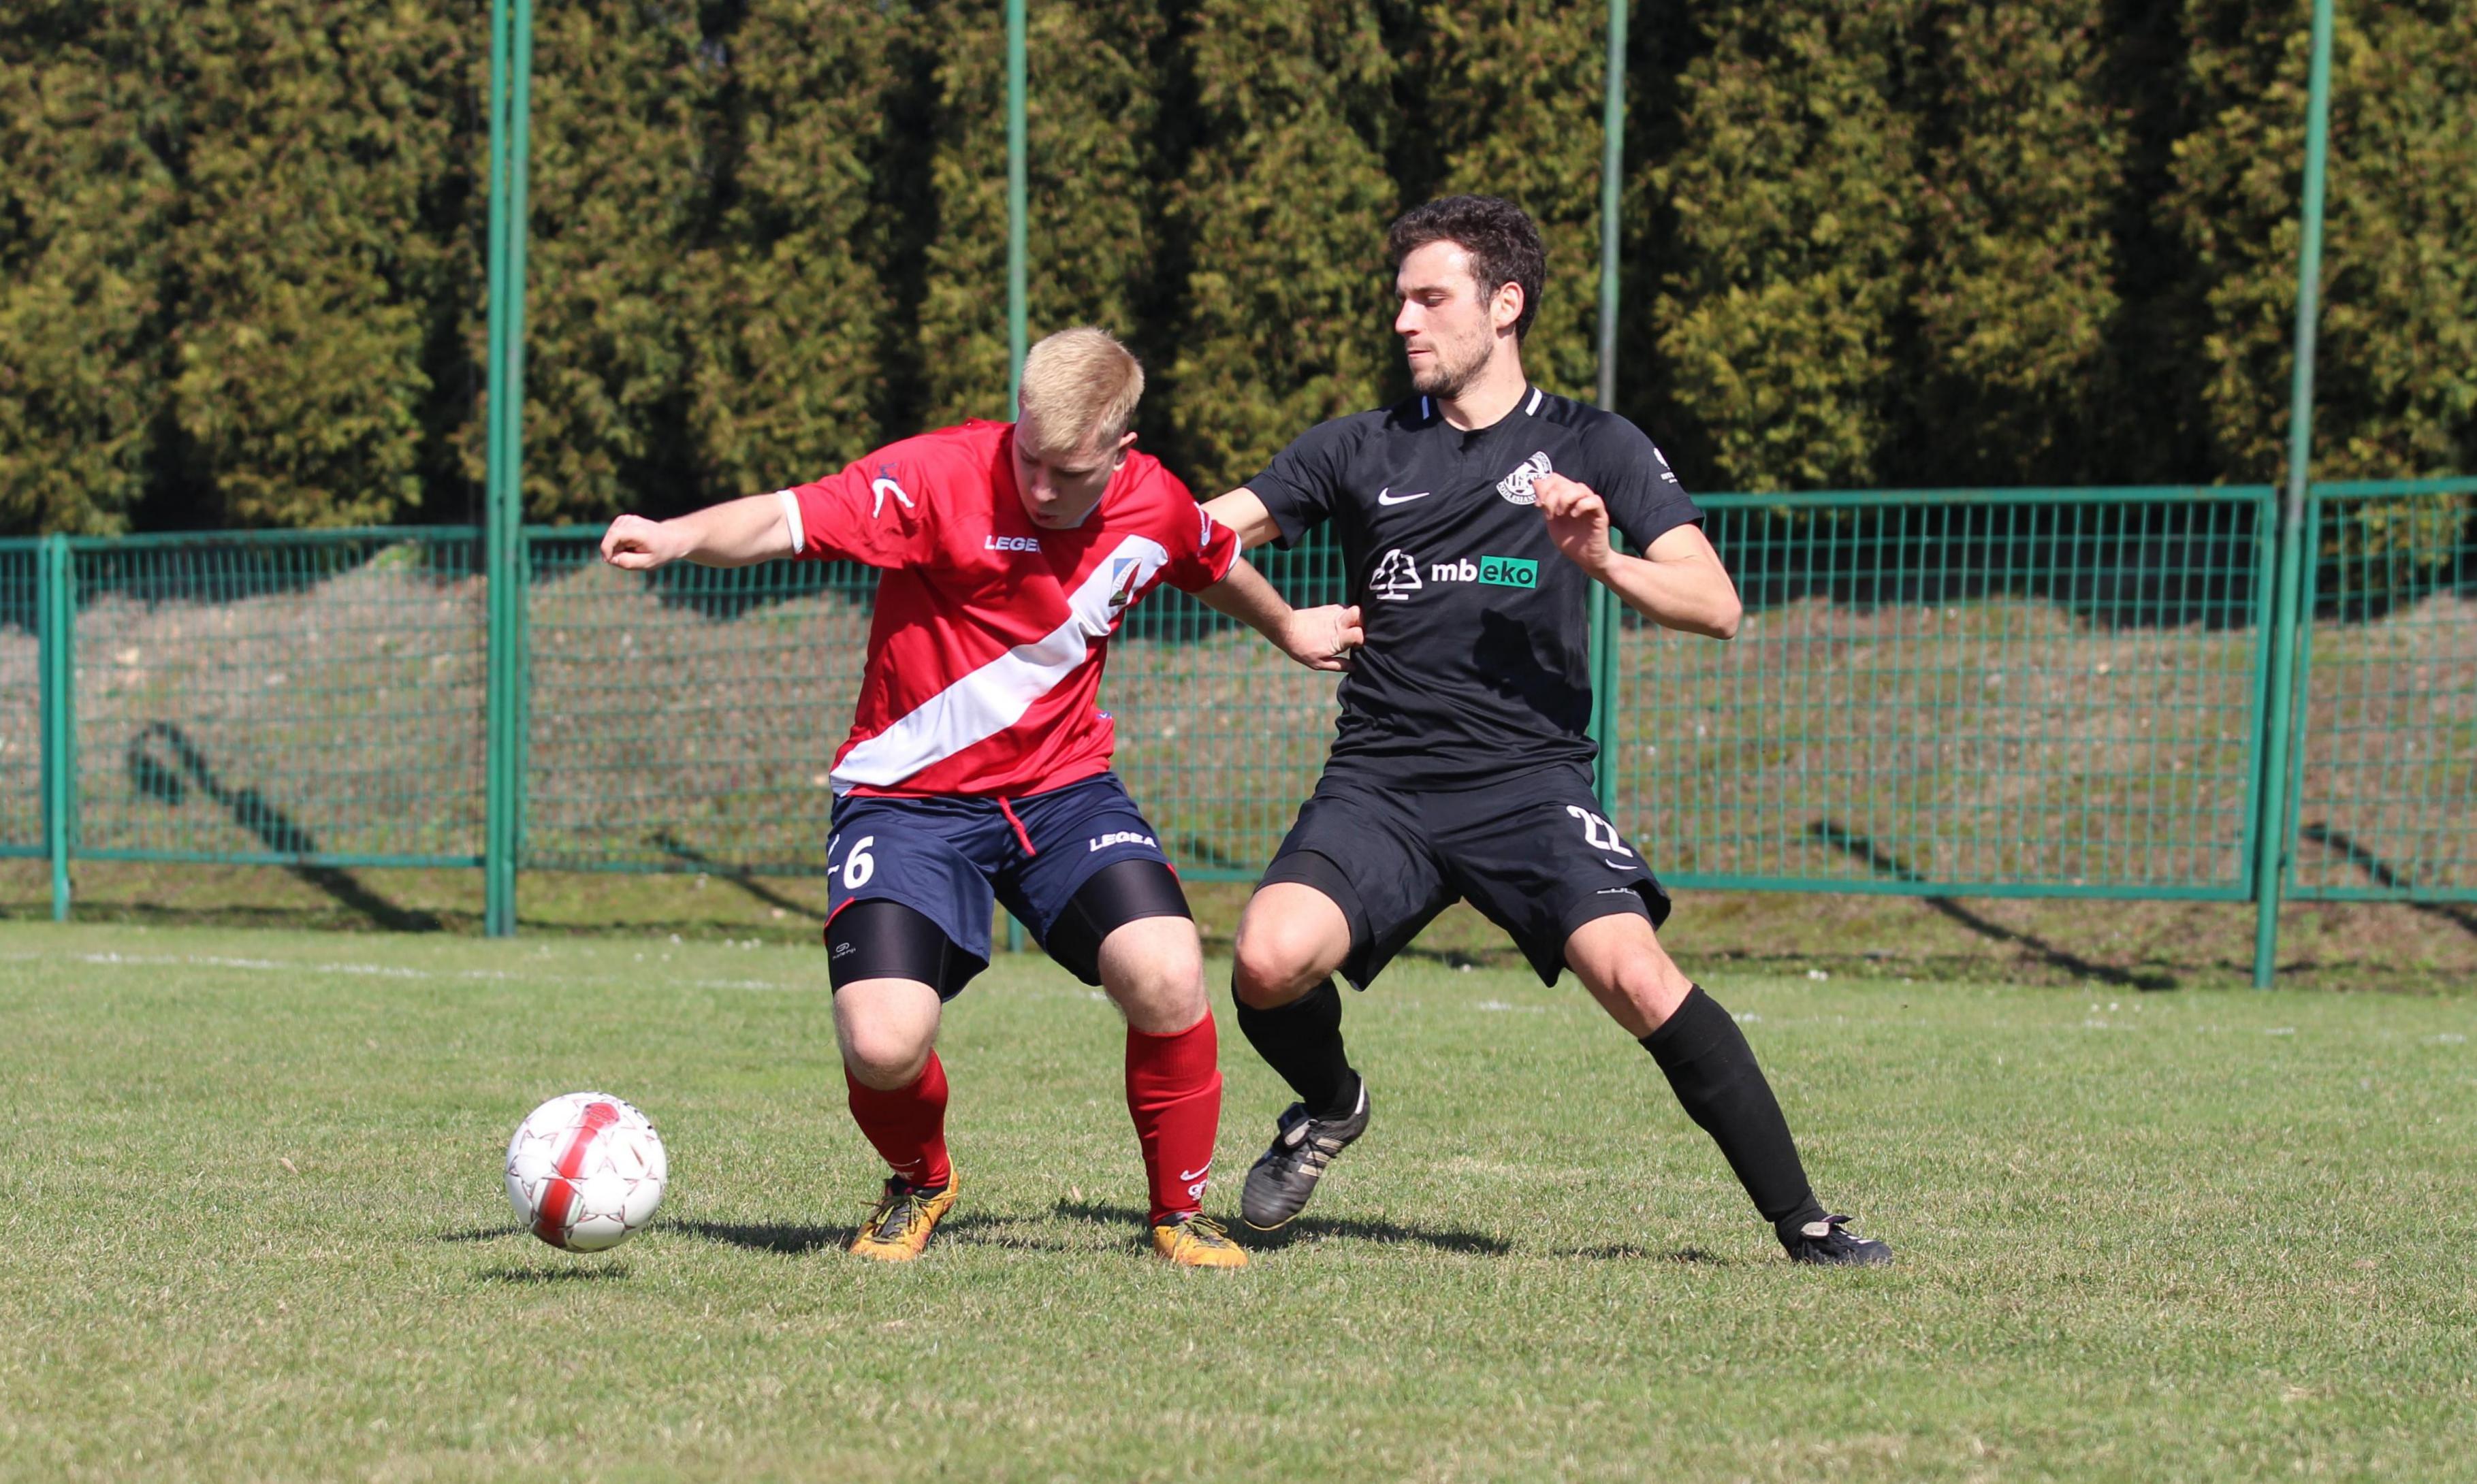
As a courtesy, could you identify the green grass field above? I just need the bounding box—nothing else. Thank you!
[2,922,2472,1481]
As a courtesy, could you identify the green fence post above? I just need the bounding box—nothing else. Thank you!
[40,535,74,922]
[2250,0,2335,988]
[1000,0,1027,952]
[483,0,536,939]
[1004,0,1027,412]
[1588,0,1629,816]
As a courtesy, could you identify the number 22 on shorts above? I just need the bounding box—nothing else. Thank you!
[1565,805,1635,863]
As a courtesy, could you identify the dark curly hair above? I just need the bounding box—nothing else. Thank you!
[1385,195,1546,341]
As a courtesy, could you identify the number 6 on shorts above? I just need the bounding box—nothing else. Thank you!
[841,835,876,888]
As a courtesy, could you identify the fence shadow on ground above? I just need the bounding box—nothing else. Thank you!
[125,722,444,932]
[1808,820,2177,990]
[2299,824,2477,939]
[648,831,822,920]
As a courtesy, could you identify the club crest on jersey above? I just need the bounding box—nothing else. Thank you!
[1105,556,1141,615]
[870,463,914,518]
[1497,451,1554,506]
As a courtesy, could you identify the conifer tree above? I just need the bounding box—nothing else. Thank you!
[1651,0,1923,492]
[0,2,176,533]
[514,0,720,522]
[1172,0,1401,494]
[1411,1,1612,402]
[2171,0,2477,484]
[1904,0,2128,485]
[164,0,468,528]
[914,0,1168,430]
[690,0,900,494]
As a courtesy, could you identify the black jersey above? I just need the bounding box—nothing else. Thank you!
[1247,386,1701,788]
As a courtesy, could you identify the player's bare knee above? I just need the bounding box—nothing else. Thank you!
[840,1031,931,1090]
[1620,956,1693,1029]
[1098,918,1207,1033]
[1231,927,1328,1009]
[834,988,938,1088]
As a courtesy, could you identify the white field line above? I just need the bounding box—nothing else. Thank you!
[0,947,816,994]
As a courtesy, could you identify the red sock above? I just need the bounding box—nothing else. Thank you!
[1125,1016,1222,1225]
[845,1052,952,1190]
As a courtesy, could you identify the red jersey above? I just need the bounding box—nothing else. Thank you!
[778,420,1238,799]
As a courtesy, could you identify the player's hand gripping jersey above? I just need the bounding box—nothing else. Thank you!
[780,420,1236,797]
[1247,388,1701,787]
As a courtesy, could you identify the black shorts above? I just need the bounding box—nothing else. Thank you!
[1258,763,1669,988]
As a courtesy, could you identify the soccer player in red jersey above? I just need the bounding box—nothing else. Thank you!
[600,327,1362,1265]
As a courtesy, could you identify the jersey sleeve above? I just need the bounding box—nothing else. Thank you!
[1591,417,1704,552]
[1162,498,1241,594]
[777,444,942,568]
[1242,417,1358,549]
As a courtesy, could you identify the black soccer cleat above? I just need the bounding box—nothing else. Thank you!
[1780,1212,1893,1266]
[1240,1078,1371,1231]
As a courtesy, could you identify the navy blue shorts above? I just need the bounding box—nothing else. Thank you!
[825,772,1180,997]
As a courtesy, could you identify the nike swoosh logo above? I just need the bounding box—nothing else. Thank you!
[1178,1165,1211,1181]
[1377,487,1431,506]
[1602,859,1637,871]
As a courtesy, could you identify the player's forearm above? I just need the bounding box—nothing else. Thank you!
[1194,558,1295,639]
[1594,549,1742,639]
[664,494,797,567]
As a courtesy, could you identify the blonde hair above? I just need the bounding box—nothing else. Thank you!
[1016,327,1145,456]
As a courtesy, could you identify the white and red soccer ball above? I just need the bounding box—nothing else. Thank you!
[505,1093,667,1252]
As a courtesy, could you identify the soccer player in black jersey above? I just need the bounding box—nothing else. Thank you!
[1201,195,1889,1264]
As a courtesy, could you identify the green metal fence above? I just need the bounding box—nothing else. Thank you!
[1606,488,2274,899]
[2287,478,2477,904]
[0,540,42,859]
[69,531,486,871]
[12,487,2470,983]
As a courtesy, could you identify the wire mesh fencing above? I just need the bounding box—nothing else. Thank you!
[515,530,1350,880]
[1605,489,2273,897]
[521,533,870,875]
[2288,481,2477,902]
[67,531,485,868]
[12,485,2470,975]
[0,541,42,856]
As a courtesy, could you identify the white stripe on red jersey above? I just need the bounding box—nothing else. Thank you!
[781,421,1236,799]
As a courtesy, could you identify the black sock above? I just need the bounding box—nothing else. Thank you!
[1640,985,1827,1240]
[1233,978,1359,1119]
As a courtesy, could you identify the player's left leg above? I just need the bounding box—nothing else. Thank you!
[1561,914,1886,1265]
[1009,779,1245,1267]
[1440,772,1891,1266]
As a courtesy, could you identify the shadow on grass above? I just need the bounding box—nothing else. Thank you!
[475,1265,630,1284]
[1809,820,2178,990]
[1573,1244,1731,1265]
[671,1212,1038,1255]
[435,1226,521,1244]
[1053,1199,1512,1255]
[671,1219,848,1255]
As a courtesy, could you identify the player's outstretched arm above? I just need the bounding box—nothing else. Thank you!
[600,494,795,571]
[1194,558,1364,673]
[1533,472,1742,640]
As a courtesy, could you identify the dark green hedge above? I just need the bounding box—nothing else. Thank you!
[3,0,2470,532]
